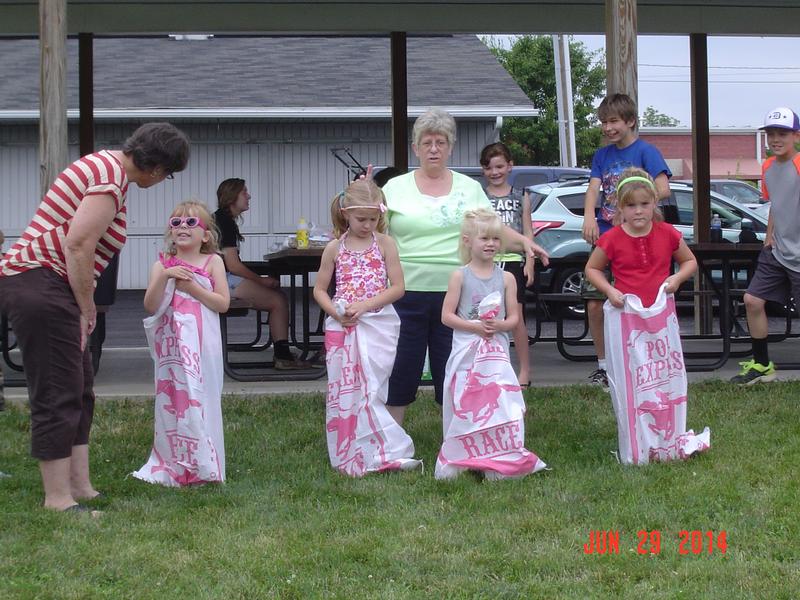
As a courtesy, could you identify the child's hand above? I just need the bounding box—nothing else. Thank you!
[582,218,599,245]
[523,260,535,287]
[663,275,680,295]
[175,279,197,294]
[607,287,625,308]
[165,266,193,281]
[344,301,370,322]
[475,319,497,339]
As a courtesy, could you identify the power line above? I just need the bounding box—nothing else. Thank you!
[640,79,800,84]
[639,62,800,70]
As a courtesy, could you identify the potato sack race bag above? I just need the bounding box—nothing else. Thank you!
[325,306,422,477]
[133,257,225,486]
[604,285,711,466]
[435,292,546,480]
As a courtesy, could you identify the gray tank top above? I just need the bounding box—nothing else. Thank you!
[457,264,506,321]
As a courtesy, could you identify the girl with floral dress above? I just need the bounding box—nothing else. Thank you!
[313,180,421,476]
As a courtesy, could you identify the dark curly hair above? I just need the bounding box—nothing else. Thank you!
[122,122,190,175]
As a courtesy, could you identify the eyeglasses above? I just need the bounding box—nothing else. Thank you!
[168,216,206,230]
[419,140,450,150]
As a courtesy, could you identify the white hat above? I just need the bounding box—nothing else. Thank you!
[760,107,800,131]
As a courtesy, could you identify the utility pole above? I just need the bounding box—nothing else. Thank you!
[605,0,638,102]
[552,34,577,167]
[39,0,68,195]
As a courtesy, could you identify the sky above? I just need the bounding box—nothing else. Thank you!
[578,35,800,128]
[491,35,800,129]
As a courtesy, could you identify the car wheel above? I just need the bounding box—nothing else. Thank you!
[554,267,586,318]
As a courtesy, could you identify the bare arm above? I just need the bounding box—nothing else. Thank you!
[664,239,698,294]
[585,246,624,307]
[222,246,280,289]
[582,177,601,244]
[654,172,671,201]
[442,269,477,334]
[521,191,535,286]
[764,207,774,248]
[344,234,405,320]
[497,271,519,331]
[502,225,550,267]
[65,193,118,351]
[312,240,344,321]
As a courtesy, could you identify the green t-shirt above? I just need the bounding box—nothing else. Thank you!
[384,171,491,292]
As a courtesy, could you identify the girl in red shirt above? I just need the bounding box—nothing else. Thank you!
[585,168,696,308]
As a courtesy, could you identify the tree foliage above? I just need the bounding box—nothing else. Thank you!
[485,35,606,167]
[641,105,680,127]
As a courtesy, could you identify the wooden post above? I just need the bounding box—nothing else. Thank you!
[390,32,408,173]
[690,33,713,334]
[79,32,94,157]
[39,0,68,196]
[605,0,638,103]
[690,34,711,244]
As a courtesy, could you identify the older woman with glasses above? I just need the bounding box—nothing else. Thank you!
[381,108,549,425]
[0,122,190,513]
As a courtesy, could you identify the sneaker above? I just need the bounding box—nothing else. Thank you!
[588,368,609,389]
[273,355,313,370]
[730,360,776,385]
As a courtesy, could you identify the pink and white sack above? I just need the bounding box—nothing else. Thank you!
[604,284,711,465]
[435,292,546,480]
[325,305,421,477]
[133,267,225,486]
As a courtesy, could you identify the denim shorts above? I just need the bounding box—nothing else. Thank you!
[227,272,244,291]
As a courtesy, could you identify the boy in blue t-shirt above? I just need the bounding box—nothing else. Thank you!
[581,93,672,388]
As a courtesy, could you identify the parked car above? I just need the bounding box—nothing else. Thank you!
[371,165,590,188]
[675,179,764,209]
[528,180,769,316]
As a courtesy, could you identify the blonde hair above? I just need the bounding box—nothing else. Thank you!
[164,200,220,255]
[412,108,457,147]
[615,168,664,223]
[459,208,505,264]
[330,179,387,238]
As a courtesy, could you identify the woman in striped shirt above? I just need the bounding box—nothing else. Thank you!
[0,122,190,514]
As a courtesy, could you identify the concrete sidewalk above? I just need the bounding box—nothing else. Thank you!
[4,288,799,403]
[5,338,800,404]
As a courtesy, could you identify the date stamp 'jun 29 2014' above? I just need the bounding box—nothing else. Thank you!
[583,530,728,556]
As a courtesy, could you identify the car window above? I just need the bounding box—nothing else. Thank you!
[710,199,742,229]
[558,193,589,216]
[529,191,549,212]
[673,191,695,226]
[721,182,761,205]
[667,187,767,234]
[512,172,549,188]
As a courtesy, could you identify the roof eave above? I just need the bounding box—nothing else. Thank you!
[0,105,538,121]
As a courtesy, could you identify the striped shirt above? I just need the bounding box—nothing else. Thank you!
[0,150,128,280]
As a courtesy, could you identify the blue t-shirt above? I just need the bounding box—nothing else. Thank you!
[590,138,671,233]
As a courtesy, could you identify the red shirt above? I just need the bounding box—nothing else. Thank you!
[597,221,682,307]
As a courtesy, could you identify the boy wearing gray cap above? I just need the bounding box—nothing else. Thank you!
[731,107,800,384]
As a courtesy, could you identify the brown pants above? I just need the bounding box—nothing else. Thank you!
[0,269,95,460]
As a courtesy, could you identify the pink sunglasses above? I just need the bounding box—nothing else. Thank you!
[169,216,207,230]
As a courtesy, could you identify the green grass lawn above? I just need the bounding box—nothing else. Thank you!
[1,381,799,599]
